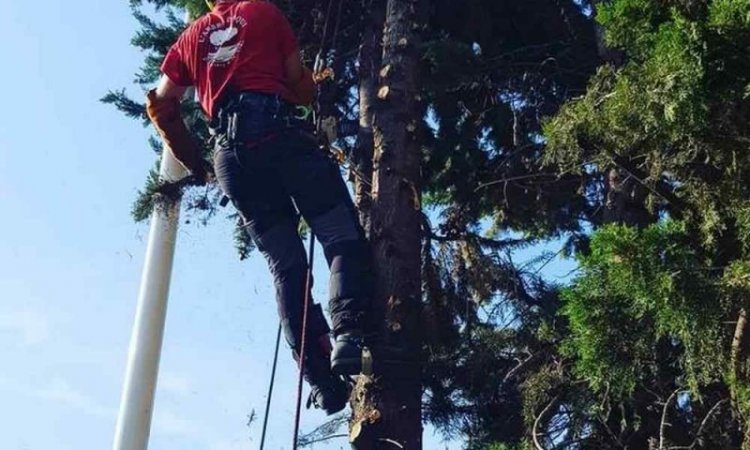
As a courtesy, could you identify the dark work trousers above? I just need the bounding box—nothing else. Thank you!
[212,93,372,365]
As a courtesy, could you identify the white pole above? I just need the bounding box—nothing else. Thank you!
[112,148,188,450]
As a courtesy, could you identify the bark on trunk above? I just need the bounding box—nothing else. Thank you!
[730,309,750,445]
[351,0,385,235]
[350,0,425,448]
[732,309,749,386]
[603,167,652,228]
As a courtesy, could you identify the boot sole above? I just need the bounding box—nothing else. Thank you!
[323,401,347,415]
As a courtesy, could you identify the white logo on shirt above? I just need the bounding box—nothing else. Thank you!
[200,17,247,66]
[209,26,238,46]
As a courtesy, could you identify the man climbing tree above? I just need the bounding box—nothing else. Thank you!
[145,0,374,415]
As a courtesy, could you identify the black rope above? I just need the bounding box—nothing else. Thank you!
[257,5,350,448]
[258,322,282,450]
[292,233,316,450]
[331,0,345,53]
[319,0,336,56]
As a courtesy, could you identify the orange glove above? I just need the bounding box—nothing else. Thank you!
[146,90,208,183]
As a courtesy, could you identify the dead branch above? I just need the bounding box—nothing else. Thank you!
[504,351,545,384]
[299,433,348,447]
[378,438,406,448]
[732,309,748,384]
[533,393,562,450]
[475,174,560,192]
[667,399,729,450]
[658,389,686,450]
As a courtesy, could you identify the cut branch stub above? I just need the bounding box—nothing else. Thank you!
[349,375,383,447]
[350,420,363,443]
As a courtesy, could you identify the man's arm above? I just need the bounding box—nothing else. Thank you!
[274,2,314,106]
[146,75,208,182]
[155,74,189,101]
[284,50,316,105]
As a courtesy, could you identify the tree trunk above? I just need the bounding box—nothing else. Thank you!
[351,0,386,235]
[350,0,425,448]
[603,167,652,228]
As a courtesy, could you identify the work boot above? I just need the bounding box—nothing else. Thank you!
[332,331,418,376]
[331,332,366,375]
[300,335,349,415]
[307,374,349,415]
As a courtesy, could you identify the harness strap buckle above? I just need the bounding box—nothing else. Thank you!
[293,105,313,121]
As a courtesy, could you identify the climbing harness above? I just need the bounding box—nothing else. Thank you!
[293,105,314,122]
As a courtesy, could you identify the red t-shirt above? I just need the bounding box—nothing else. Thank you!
[161,1,298,118]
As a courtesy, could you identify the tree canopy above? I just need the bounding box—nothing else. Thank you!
[106,0,750,448]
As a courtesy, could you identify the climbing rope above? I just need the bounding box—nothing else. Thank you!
[258,5,354,449]
[258,322,282,450]
[256,233,316,450]
[310,0,376,194]
[292,233,316,450]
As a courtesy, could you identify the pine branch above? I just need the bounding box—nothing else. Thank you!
[131,167,203,222]
[298,414,348,447]
[232,215,256,261]
[100,89,148,124]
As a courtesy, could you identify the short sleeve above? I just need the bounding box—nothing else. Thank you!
[269,4,298,58]
[161,44,192,86]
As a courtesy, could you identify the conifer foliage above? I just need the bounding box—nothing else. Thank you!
[107,0,750,448]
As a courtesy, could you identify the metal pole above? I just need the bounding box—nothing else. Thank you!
[112,148,188,450]
[114,8,196,448]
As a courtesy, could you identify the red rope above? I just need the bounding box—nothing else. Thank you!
[292,1,342,445]
[292,233,316,450]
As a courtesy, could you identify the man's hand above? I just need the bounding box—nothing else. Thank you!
[191,159,214,186]
[313,67,334,84]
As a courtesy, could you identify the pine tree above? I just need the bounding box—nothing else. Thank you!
[104,1,750,449]
[541,0,750,448]
[348,0,426,448]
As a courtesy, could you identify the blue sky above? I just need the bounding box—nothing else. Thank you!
[0,2,577,450]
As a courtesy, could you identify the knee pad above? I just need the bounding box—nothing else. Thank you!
[326,239,372,333]
[309,203,363,265]
[328,240,371,300]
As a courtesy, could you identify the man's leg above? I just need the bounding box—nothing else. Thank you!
[278,132,373,375]
[214,144,347,413]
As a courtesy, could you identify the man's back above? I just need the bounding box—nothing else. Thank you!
[161,1,298,118]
